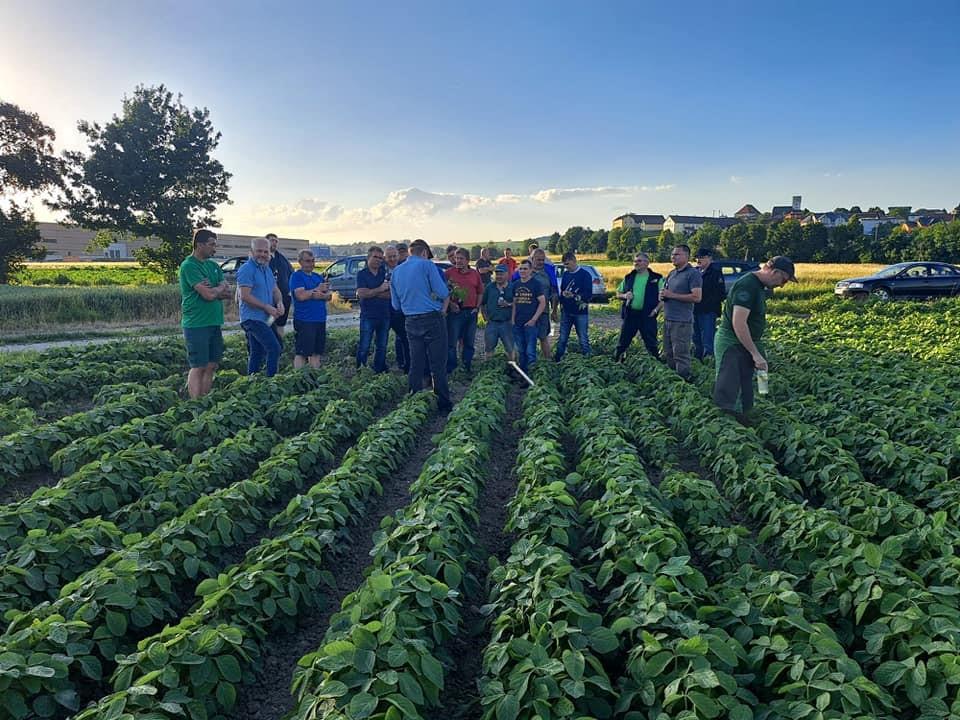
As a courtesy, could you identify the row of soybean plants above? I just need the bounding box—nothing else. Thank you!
[0,371,403,719]
[627,352,960,718]
[764,338,960,479]
[0,363,363,618]
[0,338,194,408]
[286,363,508,720]
[770,301,960,363]
[0,331,355,482]
[720,343,960,527]
[68,373,456,719]
[685,361,960,580]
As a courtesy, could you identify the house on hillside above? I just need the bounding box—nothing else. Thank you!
[771,205,793,220]
[854,212,900,236]
[734,204,760,221]
[801,211,849,228]
[611,213,665,232]
[663,215,740,236]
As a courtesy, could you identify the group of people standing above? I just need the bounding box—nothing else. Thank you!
[612,242,796,418]
[179,228,796,420]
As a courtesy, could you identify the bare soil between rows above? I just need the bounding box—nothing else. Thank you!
[226,382,471,720]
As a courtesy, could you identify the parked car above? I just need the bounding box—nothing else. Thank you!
[322,256,452,303]
[712,259,760,287]
[834,262,960,300]
[218,255,247,280]
[557,264,609,303]
[321,255,367,302]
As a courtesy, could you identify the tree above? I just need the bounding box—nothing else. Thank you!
[887,206,911,219]
[719,224,750,260]
[767,220,804,258]
[583,228,608,254]
[606,226,625,260]
[51,85,231,282]
[688,223,722,256]
[558,226,588,255]
[0,101,65,283]
[849,206,863,215]
[655,229,676,261]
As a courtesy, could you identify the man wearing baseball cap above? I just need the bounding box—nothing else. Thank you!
[713,255,796,420]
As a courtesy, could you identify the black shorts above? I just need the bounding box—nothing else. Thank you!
[294,320,326,357]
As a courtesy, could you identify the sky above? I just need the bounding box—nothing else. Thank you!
[2,0,959,245]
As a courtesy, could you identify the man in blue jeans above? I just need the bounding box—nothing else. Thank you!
[693,248,726,360]
[237,237,284,376]
[356,246,391,373]
[390,239,452,411]
[512,260,546,372]
[554,251,593,361]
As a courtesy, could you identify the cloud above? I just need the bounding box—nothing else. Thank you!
[252,182,676,229]
[729,175,743,185]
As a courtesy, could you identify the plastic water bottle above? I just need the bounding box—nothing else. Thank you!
[756,369,769,395]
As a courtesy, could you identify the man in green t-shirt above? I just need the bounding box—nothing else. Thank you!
[178,229,232,398]
[713,256,796,418]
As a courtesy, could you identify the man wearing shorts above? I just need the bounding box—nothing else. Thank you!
[179,229,232,398]
[290,249,331,369]
[480,264,515,361]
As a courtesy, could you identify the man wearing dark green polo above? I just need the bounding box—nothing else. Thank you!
[179,228,232,398]
[714,256,796,419]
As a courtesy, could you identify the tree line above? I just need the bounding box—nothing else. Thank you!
[544,218,960,265]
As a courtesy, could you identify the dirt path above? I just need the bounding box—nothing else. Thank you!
[427,383,524,720]
[226,382,468,720]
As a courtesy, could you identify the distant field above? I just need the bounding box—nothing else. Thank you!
[15,263,165,286]
[574,260,884,292]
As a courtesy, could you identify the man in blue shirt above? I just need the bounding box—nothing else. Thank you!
[356,246,391,373]
[554,252,593,361]
[237,237,284,377]
[390,239,452,411]
[289,248,332,369]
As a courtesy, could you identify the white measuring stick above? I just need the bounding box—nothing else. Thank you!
[508,361,535,387]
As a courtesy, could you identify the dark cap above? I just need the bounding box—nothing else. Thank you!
[769,255,797,281]
[494,264,508,273]
[695,247,714,258]
[409,239,434,259]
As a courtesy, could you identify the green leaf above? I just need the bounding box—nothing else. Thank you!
[644,651,673,678]
[421,653,444,690]
[354,649,376,674]
[398,672,424,704]
[387,644,409,667]
[563,650,585,681]
[588,626,619,653]
[349,692,378,719]
[874,661,908,687]
[496,693,520,720]
[688,690,721,719]
[216,681,237,709]
[215,654,242,683]
[730,705,754,720]
[105,610,128,637]
[184,555,200,578]
[862,543,882,569]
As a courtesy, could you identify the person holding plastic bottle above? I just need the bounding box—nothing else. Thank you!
[713,256,796,422]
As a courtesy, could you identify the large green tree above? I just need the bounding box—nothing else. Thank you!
[51,85,231,282]
[0,101,65,282]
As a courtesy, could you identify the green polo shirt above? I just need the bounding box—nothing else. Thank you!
[179,255,225,328]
